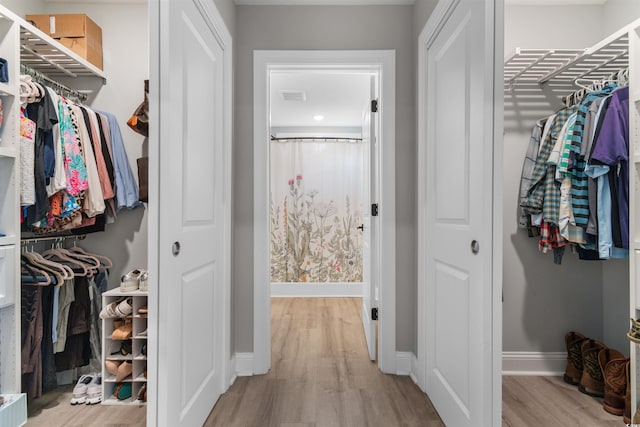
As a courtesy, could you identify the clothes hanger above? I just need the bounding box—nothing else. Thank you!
[24,246,74,281]
[20,257,52,286]
[42,245,89,277]
[68,243,113,269]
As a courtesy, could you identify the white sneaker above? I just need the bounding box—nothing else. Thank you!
[120,269,142,292]
[139,270,148,292]
[70,374,94,405]
[85,374,102,404]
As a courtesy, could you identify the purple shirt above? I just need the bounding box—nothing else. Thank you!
[590,86,629,249]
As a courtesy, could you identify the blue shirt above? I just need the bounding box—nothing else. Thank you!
[97,111,142,211]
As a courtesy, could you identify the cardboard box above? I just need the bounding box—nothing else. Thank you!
[25,14,103,70]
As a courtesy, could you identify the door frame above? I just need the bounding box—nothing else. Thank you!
[253,50,397,374]
[416,0,503,423]
[149,0,234,424]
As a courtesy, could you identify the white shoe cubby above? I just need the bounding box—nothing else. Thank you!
[101,288,147,405]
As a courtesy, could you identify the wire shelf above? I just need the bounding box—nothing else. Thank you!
[504,21,634,91]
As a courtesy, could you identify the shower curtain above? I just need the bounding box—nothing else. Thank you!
[270,139,363,283]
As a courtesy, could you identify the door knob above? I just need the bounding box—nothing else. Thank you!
[172,241,181,256]
[471,240,479,254]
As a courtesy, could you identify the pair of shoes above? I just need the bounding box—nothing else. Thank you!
[71,374,100,405]
[86,375,102,404]
[113,382,132,400]
[99,298,133,319]
[105,359,133,382]
[138,328,148,337]
[137,383,147,402]
[120,269,148,292]
[112,318,133,340]
[109,339,132,356]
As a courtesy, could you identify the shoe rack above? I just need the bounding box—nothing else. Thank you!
[101,288,148,405]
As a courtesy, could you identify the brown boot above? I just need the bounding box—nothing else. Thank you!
[625,360,632,424]
[578,339,606,397]
[598,348,626,415]
[564,331,587,385]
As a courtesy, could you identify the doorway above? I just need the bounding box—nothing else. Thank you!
[253,50,397,374]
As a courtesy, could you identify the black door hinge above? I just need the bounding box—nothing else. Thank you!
[371,203,379,217]
[371,99,378,113]
[371,308,378,320]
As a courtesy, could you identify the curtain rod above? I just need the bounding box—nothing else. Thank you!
[20,63,88,102]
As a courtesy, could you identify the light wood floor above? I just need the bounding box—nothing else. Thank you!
[206,297,444,427]
[25,297,623,426]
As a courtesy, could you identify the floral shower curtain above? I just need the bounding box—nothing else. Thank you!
[270,139,363,283]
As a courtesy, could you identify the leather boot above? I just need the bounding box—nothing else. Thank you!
[564,331,587,385]
[598,348,626,415]
[625,360,632,424]
[578,339,606,397]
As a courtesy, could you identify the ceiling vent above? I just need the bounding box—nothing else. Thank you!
[280,90,306,102]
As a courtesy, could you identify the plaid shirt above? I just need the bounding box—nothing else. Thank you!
[521,106,577,225]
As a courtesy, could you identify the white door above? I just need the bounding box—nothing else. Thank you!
[152,0,232,425]
[361,80,377,361]
[422,0,500,426]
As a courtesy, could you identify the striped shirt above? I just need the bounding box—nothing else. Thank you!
[569,85,618,228]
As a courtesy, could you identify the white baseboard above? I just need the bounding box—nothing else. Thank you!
[227,356,237,388]
[410,353,423,390]
[271,282,363,297]
[235,352,254,377]
[396,351,412,375]
[502,351,566,376]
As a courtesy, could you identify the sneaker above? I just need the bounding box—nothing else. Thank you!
[86,374,102,404]
[120,269,142,292]
[139,270,148,292]
[70,374,94,405]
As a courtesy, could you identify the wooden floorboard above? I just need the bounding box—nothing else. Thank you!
[25,297,623,426]
[205,297,444,427]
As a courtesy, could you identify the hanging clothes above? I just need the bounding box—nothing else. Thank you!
[19,75,141,236]
[518,81,629,264]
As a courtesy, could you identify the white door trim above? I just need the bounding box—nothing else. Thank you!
[416,0,503,422]
[253,50,396,374]
[149,0,233,424]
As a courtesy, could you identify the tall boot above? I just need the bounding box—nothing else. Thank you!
[578,339,606,397]
[564,331,587,385]
[598,348,626,415]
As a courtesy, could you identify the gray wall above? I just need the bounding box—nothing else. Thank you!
[44,2,149,290]
[2,0,46,17]
[214,0,236,37]
[602,0,640,36]
[234,5,416,353]
[503,2,635,354]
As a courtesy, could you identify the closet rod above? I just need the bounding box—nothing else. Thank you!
[20,234,86,245]
[562,67,628,107]
[270,137,363,142]
[20,63,88,102]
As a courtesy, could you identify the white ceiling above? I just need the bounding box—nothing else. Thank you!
[270,72,371,129]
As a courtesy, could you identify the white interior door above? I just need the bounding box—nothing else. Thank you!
[152,0,232,425]
[361,79,377,360]
[422,0,500,426]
